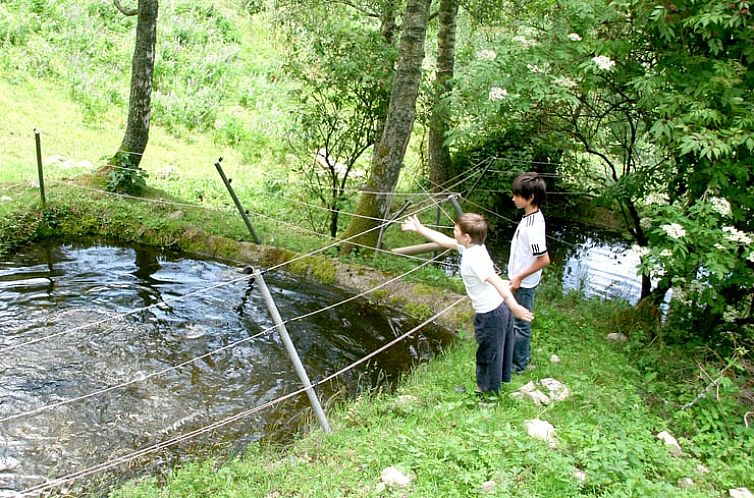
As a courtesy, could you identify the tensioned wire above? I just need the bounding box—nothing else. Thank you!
[0,199,439,355]
[11,159,498,492]
[19,294,468,497]
[6,158,482,354]
[0,248,451,425]
[1,160,482,419]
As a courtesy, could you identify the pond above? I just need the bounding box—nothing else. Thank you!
[0,240,454,496]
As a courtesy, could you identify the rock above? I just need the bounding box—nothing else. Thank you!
[729,488,754,498]
[550,354,560,363]
[525,389,551,406]
[168,210,185,220]
[540,378,571,402]
[574,469,587,484]
[157,165,179,180]
[381,467,413,488]
[0,196,12,202]
[394,395,418,407]
[677,477,694,488]
[44,155,65,165]
[656,431,683,457]
[518,380,537,393]
[480,480,496,492]
[696,464,709,475]
[78,160,93,169]
[606,332,628,342]
[526,419,556,446]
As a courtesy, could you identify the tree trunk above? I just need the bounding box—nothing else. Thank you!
[341,0,432,253]
[117,0,158,169]
[428,0,457,191]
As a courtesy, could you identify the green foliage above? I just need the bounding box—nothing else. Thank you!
[105,152,149,194]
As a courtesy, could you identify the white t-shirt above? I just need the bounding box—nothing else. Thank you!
[458,244,504,313]
[508,210,548,288]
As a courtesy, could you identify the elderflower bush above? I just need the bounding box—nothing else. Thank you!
[639,196,754,337]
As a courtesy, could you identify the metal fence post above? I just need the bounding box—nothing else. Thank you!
[214,157,261,244]
[34,129,46,208]
[252,269,332,434]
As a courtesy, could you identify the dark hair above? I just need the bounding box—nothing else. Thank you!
[512,172,547,207]
[455,213,488,245]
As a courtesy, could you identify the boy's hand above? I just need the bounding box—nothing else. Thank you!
[401,215,422,233]
[510,275,523,291]
[510,302,533,322]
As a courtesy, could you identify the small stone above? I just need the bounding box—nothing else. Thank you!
[678,477,694,488]
[481,480,496,492]
[607,332,628,342]
[550,354,560,363]
[526,419,555,444]
[381,467,413,488]
[395,395,418,406]
[656,431,683,457]
[525,389,551,406]
[0,196,12,202]
[574,469,586,483]
[729,488,754,498]
[168,210,185,219]
[696,464,709,475]
[540,378,571,402]
[518,380,537,393]
[44,155,65,165]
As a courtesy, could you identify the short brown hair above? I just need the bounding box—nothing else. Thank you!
[455,213,488,245]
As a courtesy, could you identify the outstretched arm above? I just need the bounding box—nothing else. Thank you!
[486,273,533,321]
[401,215,457,249]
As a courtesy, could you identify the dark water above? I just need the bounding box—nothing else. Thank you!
[0,241,453,496]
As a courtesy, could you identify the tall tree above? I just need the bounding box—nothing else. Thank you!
[428,0,458,190]
[341,0,433,252]
[111,0,158,189]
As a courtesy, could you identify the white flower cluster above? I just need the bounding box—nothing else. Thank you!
[568,33,582,41]
[661,223,686,239]
[512,35,538,48]
[748,251,754,263]
[645,192,669,205]
[710,197,732,216]
[632,244,650,257]
[527,64,544,74]
[553,76,577,89]
[592,55,615,71]
[489,87,508,101]
[722,226,753,245]
[476,49,497,61]
[723,307,741,323]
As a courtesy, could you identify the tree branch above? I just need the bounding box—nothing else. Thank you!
[113,0,138,16]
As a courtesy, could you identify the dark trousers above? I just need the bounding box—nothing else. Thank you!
[473,302,514,392]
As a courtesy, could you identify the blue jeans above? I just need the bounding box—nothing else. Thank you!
[473,303,514,392]
[512,286,536,373]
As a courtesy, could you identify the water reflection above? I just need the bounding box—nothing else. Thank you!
[0,240,452,495]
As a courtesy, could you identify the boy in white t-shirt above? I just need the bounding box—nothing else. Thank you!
[402,213,533,393]
[508,172,550,373]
